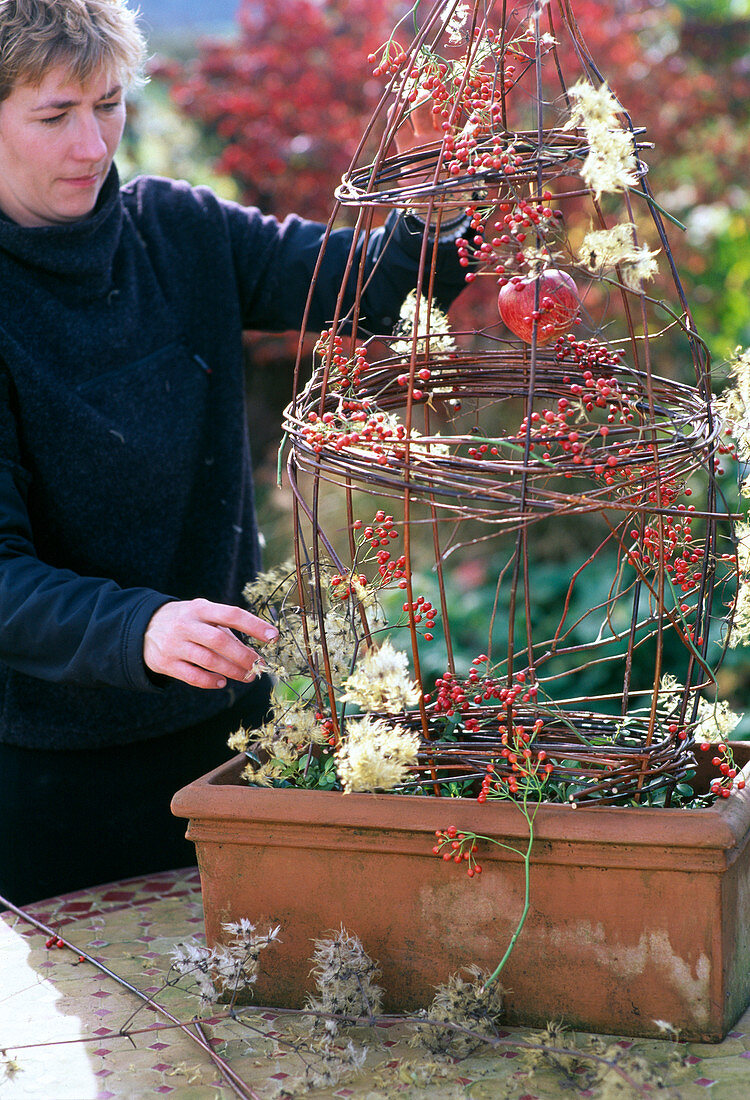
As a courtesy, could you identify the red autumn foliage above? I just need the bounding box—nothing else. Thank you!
[159,0,410,220]
[152,0,749,435]
[158,1,749,221]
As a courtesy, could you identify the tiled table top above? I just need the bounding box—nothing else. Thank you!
[2,868,750,1099]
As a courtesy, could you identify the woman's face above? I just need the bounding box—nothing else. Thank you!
[0,64,126,227]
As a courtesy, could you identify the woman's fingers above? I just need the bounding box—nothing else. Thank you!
[182,635,261,683]
[191,621,265,669]
[408,94,441,139]
[188,598,278,644]
[392,93,441,155]
[143,599,278,689]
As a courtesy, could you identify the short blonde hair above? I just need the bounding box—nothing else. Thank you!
[0,0,147,102]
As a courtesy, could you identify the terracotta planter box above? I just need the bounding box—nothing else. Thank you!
[171,743,750,1041]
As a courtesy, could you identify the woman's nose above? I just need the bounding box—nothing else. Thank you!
[71,115,108,161]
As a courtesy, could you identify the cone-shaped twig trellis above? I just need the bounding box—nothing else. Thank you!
[272,0,741,805]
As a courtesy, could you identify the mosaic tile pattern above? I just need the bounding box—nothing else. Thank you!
[2,868,750,1099]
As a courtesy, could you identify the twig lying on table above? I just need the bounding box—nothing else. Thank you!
[0,893,261,1100]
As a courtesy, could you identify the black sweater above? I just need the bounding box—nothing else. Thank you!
[0,168,466,749]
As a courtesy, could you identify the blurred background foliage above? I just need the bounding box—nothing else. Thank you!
[121,0,750,728]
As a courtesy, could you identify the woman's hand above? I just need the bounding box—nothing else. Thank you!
[143,599,278,690]
[390,94,472,221]
[392,93,443,157]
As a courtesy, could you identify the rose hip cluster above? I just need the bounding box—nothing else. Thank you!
[314,330,369,392]
[370,24,522,130]
[396,366,432,403]
[433,824,482,878]
[445,130,521,179]
[628,497,703,605]
[425,659,538,731]
[402,595,437,641]
[421,43,516,129]
[457,193,564,286]
[700,741,746,799]
[315,711,338,748]
[330,511,438,640]
[302,401,405,462]
[329,570,368,601]
[330,509,406,598]
[478,717,554,802]
[358,509,439,638]
[353,510,408,588]
[455,334,632,476]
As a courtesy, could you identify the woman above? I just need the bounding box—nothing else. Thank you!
[0,0,467,903]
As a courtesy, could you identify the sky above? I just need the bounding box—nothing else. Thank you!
[135,0,240,34]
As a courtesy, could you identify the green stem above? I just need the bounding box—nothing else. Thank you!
[276,432,289,488]
[483,795,537,989]
[629,187,687,232]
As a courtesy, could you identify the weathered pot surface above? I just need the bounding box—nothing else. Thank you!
[172,742,750,1041]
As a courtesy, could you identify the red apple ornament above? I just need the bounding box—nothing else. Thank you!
[498,269,580,345]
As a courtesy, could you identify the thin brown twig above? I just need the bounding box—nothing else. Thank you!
[0,894,260,1100]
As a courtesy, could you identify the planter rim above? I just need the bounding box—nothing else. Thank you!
[171,746,750,852]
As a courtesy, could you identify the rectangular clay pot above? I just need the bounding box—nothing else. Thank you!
[171,743,750,1041]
